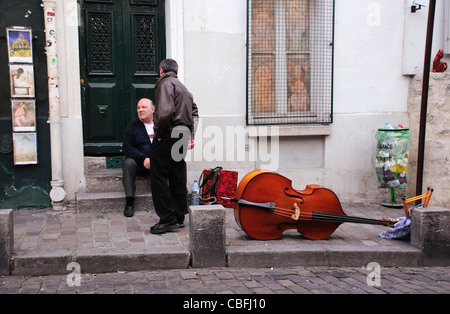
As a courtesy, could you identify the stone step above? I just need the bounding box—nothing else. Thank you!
[78,157,152,213]
[85,169,150,193]
[76,190,153,213]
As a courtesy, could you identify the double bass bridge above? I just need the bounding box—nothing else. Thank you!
[291,203,301,221]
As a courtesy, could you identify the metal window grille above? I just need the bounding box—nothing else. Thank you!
[247,0,334,125]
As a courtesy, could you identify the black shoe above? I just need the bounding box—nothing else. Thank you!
[177,215,186,228]
[124,205,134,217]
[150,219,178,234]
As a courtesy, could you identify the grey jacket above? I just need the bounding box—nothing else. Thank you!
[154,72,199,139]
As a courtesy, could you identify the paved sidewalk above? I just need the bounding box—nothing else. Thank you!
[9,203,425,276]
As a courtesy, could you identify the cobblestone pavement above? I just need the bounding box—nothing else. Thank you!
[13,204,413,255]
[1,266,449,295]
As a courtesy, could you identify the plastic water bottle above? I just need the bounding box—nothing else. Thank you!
[191,180,200,205]
[384,122,394,129]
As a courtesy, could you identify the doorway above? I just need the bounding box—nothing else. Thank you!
[79,0,165,155]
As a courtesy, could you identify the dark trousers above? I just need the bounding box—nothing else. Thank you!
[122,158,150,198]
[150,137,188,224]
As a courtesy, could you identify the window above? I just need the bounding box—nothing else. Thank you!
[247,0,334,125]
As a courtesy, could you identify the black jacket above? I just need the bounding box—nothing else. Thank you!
[154,72,199,139]
[122,118,151,165]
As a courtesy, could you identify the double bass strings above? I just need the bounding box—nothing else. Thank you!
[265,204,393,226]
[222,197,395,227]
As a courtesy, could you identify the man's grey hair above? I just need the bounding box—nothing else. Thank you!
[160,59,178,74]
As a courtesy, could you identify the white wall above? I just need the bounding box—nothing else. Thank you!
[58,0,446,205]
[181,0,419,203]
[183,0,251,184]
[403,0,450,75]
[330,0,411,201]
[183,0,247,118]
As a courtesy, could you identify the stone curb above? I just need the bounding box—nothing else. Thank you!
[227,244,421,268]
[12,246,190,276]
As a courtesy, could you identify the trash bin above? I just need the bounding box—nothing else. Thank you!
[374,127,410,207]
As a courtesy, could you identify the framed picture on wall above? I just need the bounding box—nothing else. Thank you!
[6,27,33,64]
[13,132,38,165]
[11,99,36,132]
[9,64,35,98]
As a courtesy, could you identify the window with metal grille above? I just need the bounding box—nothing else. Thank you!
[247,0,334,125]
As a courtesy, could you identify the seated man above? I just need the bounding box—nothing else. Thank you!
[122,98,155,217]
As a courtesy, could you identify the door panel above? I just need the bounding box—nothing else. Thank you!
[130,0,159,5]
[131,83,156,107]
[85,11,115,76]
[85,82,117,140]
[85,0,113,3]
[80,0,165,155]
[130,12,158,76]
[123,4,164,123]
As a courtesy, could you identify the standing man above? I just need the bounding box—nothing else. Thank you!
[122,98,155,217]
[150,59,199,234]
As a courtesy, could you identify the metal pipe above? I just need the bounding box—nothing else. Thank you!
[416,0,436,200]
[41,0,67,210]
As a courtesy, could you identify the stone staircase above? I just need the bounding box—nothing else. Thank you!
[75,157,153,212]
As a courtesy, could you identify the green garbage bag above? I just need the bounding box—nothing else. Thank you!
[374,128,410,189]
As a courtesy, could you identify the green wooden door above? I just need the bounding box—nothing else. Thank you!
[79,0,165,155]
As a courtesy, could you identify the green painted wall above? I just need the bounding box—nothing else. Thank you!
[0,1,51,209]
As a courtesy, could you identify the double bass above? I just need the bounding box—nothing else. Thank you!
[231,170,397,240]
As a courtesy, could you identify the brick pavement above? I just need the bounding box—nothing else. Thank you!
[1,266,449,294]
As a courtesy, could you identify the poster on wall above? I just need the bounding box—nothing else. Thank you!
[13,133,38,165]
[7,26,38,166]
[9,64,35,98]
[11,99,36,132]
[6,27,33,64]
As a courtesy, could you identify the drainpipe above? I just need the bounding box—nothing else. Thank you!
[416,0,436,201]
[41,0,67,210]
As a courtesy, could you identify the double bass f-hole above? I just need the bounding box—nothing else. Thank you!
[285,187,303,221]
[284,188,304,204]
